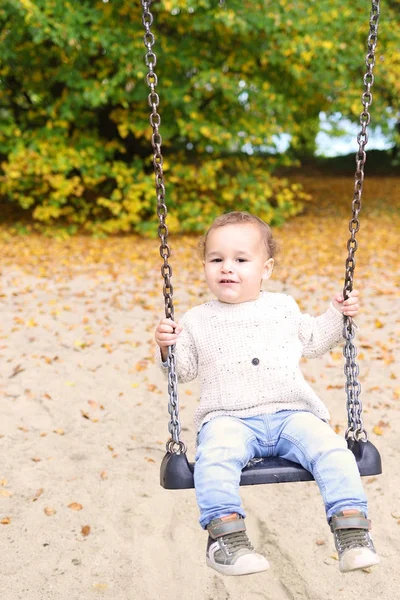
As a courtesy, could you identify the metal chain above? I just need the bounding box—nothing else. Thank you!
[143,0,380,446]
[142,0,185,454]
[342,0,380,442]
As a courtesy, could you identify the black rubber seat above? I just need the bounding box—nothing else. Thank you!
[160,439,382,489]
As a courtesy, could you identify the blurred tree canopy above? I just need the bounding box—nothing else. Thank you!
[0,0,398,235]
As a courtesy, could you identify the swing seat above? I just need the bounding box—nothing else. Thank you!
[160,439,382,489]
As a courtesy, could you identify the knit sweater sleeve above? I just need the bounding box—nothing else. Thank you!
[298,301,344,358]
[156,311,198,383]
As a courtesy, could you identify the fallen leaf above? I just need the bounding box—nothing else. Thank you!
[372,425,383,436]
[81,525,91,537]
[44,507,56,516]
[32,488,44,502]
[366,477,377,484]
[135,359,148,372]
[0,489,12,497]
[53,428,65,435]
[9,364,25,378]
[68,502,83,511]
[92,584,108,590]
[100,471,108,480]
[1,517,11,525]
[74,339,86,349]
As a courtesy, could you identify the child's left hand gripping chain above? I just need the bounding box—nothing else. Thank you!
[155,318,183,361]
[332,289,360,317]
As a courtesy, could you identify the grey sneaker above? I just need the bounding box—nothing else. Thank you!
[206,513,269,576]
[330,509,380,572]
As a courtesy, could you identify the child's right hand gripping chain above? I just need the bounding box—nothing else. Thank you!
[155,318,183,361]
[332,289,360,317]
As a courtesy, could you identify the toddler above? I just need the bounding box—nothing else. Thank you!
[155,211,379,576]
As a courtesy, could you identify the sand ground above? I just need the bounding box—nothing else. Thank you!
[0,236,399,600]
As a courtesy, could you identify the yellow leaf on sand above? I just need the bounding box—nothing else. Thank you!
[74,339,86,349]
[373,425,383,436]
[93,584,108,590]
[68,502,83,511]
[375,319,384,329]
[0,489,12,497]
[81,525,91,537]
[135,360,148,372]
[1,517,11,524]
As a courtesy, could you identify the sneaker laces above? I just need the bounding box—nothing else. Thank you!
[334,528,372,554]
[219,531,254,555]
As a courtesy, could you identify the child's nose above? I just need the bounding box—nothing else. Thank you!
[221,260,234,272]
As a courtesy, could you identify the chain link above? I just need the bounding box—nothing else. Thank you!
[142,0,184,453]
[342,0,380,441]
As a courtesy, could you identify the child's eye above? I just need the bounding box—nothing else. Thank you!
[237,258,247,263]
[211,258,222,262]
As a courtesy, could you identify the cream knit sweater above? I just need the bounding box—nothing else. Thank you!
[159,291,345,432]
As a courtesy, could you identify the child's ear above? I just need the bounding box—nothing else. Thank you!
[262,258,274,281]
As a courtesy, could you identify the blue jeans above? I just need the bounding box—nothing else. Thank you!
[194,411,368,529]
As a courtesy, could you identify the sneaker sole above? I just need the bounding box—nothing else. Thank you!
[340,548,380,573]
[206,554,269,576]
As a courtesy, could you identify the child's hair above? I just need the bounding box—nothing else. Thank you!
[199,211,277,260]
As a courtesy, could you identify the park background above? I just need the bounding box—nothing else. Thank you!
[0,1,399,599]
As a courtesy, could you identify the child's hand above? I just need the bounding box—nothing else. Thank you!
[332,290,360,317]
[155,318,182,361]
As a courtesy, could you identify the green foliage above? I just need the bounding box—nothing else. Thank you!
[0,0,398,234]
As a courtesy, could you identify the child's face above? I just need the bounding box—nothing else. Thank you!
[203,223,274,304]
